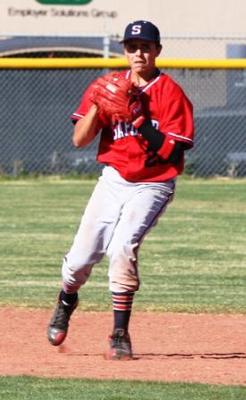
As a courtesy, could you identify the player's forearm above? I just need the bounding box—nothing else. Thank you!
[72,104,100,148]
[138,120,185,164]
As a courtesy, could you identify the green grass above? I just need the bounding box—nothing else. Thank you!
[0,376,245,400]
[0,177,245,312]
[0,178,245,397]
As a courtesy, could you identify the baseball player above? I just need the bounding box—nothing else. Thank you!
[47,20,194,360]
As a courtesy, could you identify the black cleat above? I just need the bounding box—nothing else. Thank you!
[104,328,133,360]
[47,297,78,346]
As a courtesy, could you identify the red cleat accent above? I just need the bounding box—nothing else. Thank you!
[104,329,133,360]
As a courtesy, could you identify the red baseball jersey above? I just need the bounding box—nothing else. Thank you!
[71,70,194,182]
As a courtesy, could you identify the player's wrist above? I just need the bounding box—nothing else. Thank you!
[132,115,146,129]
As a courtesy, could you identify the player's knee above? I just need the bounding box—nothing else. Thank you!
[108,242,140,292]
[107,241,139,263]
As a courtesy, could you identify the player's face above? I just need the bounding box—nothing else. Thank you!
[124,40,162,77]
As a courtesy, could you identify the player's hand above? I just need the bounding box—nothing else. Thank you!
[89,72,145,128]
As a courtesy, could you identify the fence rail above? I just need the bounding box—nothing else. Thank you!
[1,57,246,68]
[1,58,246,177]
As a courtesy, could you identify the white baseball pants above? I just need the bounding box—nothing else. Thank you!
[62,166,175,293]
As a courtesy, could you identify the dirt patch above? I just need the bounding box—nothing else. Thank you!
[1,307,245,385]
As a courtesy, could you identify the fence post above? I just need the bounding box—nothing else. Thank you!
[103,35,110,58]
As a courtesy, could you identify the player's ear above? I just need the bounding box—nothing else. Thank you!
[156,44,162,56]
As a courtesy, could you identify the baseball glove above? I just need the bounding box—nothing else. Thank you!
[90,72,145,128]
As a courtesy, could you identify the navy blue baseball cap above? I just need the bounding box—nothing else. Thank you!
[121,20,160,44]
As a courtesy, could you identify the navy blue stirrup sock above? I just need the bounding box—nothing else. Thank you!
[112,292,134,332]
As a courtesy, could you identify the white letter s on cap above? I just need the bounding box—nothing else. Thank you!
[131,25,142,35]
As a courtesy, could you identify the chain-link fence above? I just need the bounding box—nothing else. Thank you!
[0,63,246,177]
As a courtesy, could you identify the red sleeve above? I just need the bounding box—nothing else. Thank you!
[70,80,109,130]
[70,83,96,122]
[157,82,194,159]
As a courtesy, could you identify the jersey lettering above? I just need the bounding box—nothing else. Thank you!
[131,25,142,35]
[113,120,159,141]
[113,122,137,140]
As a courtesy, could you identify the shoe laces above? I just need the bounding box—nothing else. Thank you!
[111,329,130,348]
[51,301,74,328]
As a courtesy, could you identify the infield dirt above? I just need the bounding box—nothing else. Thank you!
[1,308,245,385]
